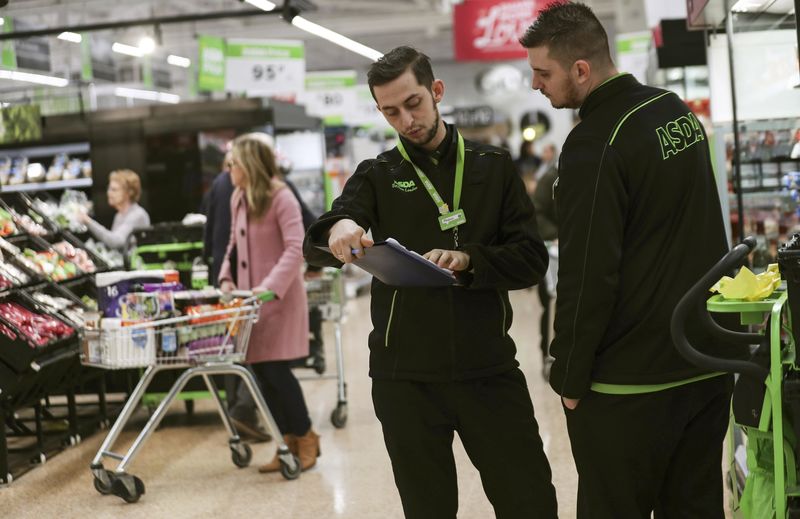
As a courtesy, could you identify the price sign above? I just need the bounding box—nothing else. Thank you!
[297,70,358,124]
[224,39,305,96]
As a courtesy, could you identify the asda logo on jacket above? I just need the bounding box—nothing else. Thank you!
[655,112,705,160]
[392,180,418,192]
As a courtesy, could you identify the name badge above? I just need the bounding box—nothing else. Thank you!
[438,209,467,231]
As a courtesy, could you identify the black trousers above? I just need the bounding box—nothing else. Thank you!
[565,374,733,519]
[537,282,551,358]
[249,360,312,437]
[372,368,558,519]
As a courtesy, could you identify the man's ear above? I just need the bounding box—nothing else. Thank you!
[431,79,445,103]
[573,60,592,85]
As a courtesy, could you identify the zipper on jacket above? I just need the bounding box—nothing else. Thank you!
[497,291,507,337]
[385,289,398,348]
[448,288,455,380]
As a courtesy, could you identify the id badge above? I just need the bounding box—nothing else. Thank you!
[438,209,467,231]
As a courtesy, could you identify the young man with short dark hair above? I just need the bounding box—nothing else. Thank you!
[521,3,735,517]
[304,46,557,519]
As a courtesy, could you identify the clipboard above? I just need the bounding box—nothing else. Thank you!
[317,238,458,287]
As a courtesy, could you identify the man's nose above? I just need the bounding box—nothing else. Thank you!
[399,110,414,130]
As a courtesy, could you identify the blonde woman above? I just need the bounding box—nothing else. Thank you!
[80,169,150,250]
[218,133,319,472]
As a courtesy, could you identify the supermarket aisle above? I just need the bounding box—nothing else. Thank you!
[1,289,574,518]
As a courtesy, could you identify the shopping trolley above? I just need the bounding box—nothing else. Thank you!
[304,270,348,428]
[83,292,301,504]
[672,236,800,518]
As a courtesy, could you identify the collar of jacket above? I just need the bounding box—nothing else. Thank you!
[578,73,638,120]
[398,122,456,169]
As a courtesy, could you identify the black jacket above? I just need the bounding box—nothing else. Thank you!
[532,166,558,241]
[304,124,548,381]
[550,74,739,398]
[203,171,235,286]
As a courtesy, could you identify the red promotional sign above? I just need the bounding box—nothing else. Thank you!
[453,0,545,62]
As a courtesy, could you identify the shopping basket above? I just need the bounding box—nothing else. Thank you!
[672,237,800,518]
[84,291,301,504]
[303,270,348,428]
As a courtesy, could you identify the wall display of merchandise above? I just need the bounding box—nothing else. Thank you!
[0,142,92,192]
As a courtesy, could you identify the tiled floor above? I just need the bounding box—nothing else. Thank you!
[0,288,733,518]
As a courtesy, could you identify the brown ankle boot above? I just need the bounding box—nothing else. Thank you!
[258,435,296,473]
[295,429,320,471]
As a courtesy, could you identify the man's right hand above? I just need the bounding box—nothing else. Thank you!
[328,219,373,263]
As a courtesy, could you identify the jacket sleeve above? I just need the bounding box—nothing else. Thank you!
[532,168,558,241]
[253,189,305,299]
[459,153,548,291]
[303,159,378,268]
[549,139,627,399]
[87,206,150,250]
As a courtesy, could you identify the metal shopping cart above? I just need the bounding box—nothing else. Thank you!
[83,292,301,504]
[304,270,348,429]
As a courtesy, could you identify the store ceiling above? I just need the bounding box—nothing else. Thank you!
[0,0,617,71]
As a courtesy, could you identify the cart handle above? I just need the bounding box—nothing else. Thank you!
[670,237,769,381]
[255,291,275,302]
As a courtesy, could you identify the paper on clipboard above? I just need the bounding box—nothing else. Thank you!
[317,238,458,287]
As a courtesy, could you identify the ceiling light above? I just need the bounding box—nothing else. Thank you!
[291,16,383,62]
[112,42,144,57]
[57,32,82,43]
[244,0,277,11]
[115,87,180,104]
[522,127,537,141]
[167,54,191,68]
[138,36,156,54]
[0,69,69,87]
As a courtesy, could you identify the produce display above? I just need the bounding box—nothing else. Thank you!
[52,240,96,273]
[10,208,49,236]
[0,260,31,287]
[22,248,81,281]
[85,238,124,268]
[33,190,91,233]
[0,154,91,186]
[32,293,88,327]
[0,208,17,237]
[0,301,74,348]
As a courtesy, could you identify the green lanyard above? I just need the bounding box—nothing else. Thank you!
[396,131,465,215]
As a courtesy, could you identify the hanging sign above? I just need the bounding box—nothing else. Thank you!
[298,70,358,125]
[453,0,544,62]
[224,39,305,96]
[198,36,226,92]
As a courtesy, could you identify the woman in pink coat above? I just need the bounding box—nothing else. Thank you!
[219,132,319,472]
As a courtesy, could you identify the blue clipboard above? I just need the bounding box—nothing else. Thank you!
[318,238,458,287]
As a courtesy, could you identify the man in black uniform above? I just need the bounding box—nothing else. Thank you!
[304,46,557,519]
[521,3,735,518]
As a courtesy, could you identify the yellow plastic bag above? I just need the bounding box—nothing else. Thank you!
[710,264,781,301]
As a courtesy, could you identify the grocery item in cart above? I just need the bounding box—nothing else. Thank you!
[96,270,179,317]
[95,318,156,367]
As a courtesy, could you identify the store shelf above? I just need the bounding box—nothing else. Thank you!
[1,178,92,193]
[0,142,90,158]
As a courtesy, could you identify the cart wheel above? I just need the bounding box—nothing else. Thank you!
[230,442,252,468]
[111,474,145,504]
[31,452,46,465]
[331,402,348,429]
[280,454,302,480]
[184,399,195,416]
[2,473,13,485]
[93,471,115,495]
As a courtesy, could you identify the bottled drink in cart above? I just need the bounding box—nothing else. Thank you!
[191,257,209,289]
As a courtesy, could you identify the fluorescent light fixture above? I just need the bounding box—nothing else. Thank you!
[112,42,144,57]
[291,16,383,62]
[244,0,277,11]
[138,36,156,54]
[57,32,82,43]
[0,19,4,27]
[0,69,69,87]
[167,54,191,68]
[114,87,180,104]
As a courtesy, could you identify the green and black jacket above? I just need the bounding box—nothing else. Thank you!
[304,124,548,381]
[550,73,740,399]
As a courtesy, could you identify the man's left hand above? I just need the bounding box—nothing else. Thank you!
[562,397,580,410]
[423,249,471,271]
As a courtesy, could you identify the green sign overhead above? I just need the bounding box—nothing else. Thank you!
[2,17,16,69]
[80,34,92,81]
[305,72,357,90]
[198,35,226,92]
[225,41,305,60]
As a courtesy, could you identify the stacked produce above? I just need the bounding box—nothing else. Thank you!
[52,241,96,273]
[0,208,17,237]
[22,248,81,281]
[32,293,88,327]
[0,301,74,348]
